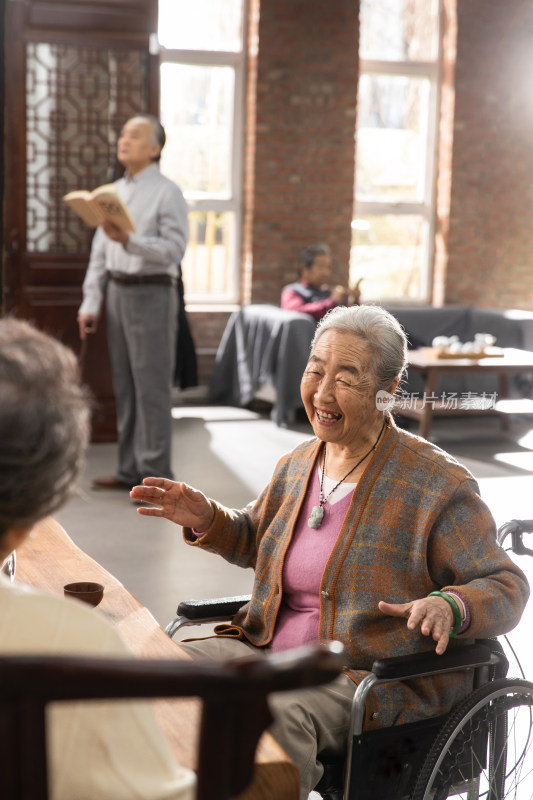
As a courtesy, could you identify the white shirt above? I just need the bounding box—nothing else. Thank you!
[79,163,189,316]
[0,575,195,800]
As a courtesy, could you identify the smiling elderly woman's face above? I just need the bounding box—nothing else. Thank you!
[301,328,383,447]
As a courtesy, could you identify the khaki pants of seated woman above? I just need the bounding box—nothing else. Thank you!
[179,638,355,800]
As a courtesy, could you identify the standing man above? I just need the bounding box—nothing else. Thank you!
[280,243,360,322]
[78,114,188,491]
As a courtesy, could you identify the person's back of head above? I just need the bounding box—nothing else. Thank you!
[0,319,90,537]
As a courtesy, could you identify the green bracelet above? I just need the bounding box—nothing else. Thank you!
[428,591,462,637]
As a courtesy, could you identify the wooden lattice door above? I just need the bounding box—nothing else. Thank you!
[3,0,158,441]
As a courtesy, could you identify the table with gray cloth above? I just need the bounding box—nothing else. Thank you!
[209,304,316,426]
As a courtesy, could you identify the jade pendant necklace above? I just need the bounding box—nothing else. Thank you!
[308,420,386,530]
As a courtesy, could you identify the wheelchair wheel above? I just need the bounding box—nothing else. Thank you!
[412,678,533,800]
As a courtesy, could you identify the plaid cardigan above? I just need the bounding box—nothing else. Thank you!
[184,419,529,728]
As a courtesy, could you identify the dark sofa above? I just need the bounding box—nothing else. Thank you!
[209,304,533,426]
[385,305,533,398]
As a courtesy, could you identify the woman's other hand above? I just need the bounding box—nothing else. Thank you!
[131,478,215,532]
[378,596,455,655]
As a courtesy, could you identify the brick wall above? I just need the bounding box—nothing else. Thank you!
[444,0,533,309]
[187,308,234,388]
[195,0,533,390]
[197,0,360,387]
[246,0,359,303]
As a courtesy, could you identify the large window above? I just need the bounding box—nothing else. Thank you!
[350,0,440,303]
[158,0,245,303]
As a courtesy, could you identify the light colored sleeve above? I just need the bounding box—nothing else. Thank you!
[78,227,108,316]
[125,182,189,265]
[50,697,196,800]
[40,598,196,800]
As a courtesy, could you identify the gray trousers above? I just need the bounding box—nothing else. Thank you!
[106,281,178,484]
[178,637,356,800]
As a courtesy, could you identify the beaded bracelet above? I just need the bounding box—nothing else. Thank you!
[428,590,462,638]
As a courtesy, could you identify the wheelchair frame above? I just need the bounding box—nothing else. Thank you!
[166,519,533,800]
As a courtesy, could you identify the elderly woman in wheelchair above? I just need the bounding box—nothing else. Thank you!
[132,305,529,800]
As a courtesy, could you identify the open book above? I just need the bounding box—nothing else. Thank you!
[63,184,136,233]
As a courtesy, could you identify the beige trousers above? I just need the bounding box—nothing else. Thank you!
[178,637,355,800]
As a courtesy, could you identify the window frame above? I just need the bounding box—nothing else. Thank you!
[353,13,442,304]
[157,2,247,304]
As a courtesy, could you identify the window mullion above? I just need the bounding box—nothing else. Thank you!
[160,49,242,68]
[158,0,246,304]
[360,58,438,80]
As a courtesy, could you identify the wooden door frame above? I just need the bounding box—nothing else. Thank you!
[2,0,159,441]
[0,4,4,314]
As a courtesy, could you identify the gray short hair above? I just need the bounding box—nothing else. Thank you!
[0,319,90,538]
[312,305,408,391]
[130,114,166,161]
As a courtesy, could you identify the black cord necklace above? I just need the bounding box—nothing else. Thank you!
[308,420,386,530]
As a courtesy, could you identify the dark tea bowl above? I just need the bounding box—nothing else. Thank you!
[64,581,104,607]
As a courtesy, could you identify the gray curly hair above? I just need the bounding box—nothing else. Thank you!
[0,319,90,537]
[312,304,408,391]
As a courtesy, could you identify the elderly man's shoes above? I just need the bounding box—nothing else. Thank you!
[91,476,134,491]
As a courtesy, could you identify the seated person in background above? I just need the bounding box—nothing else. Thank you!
[280,242,360,321]
[132,304,529,800]
[0,318,195,800]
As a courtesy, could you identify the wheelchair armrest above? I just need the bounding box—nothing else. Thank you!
[371,643,493,681]
[349,643,495,739]
[176,594,252,620]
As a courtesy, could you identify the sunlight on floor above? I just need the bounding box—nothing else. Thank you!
[478,475,533,526]
[172,405,263,422]
[518,428,533,449]
[494,451,533,471]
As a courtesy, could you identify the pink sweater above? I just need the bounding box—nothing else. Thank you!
[270,465,354,651]
[193,464,354,652]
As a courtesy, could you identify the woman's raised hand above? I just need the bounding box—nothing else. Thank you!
[131,478,215,531]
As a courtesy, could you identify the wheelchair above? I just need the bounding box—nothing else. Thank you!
[165,519,533,800]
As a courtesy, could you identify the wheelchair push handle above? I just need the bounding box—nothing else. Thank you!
[497,518,533,557]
